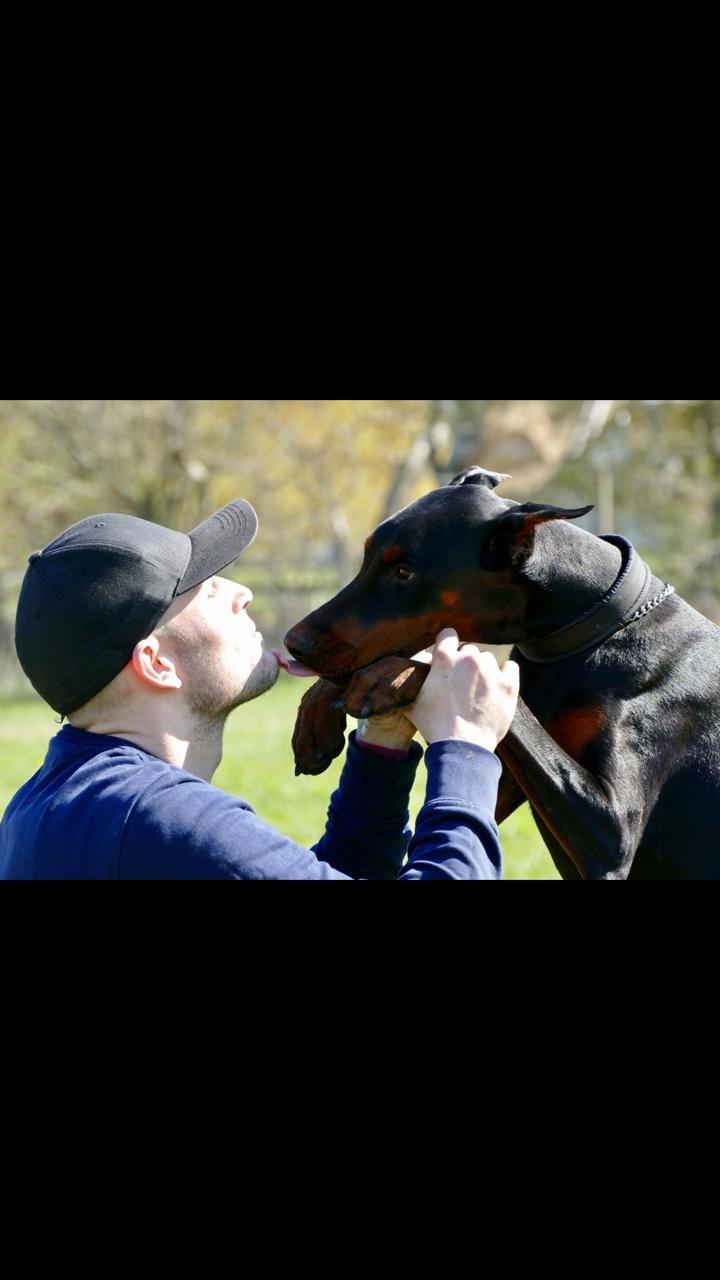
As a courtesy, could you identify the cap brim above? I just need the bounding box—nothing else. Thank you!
[177,500,259,595]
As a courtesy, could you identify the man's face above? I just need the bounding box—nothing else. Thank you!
[160,575,279,719]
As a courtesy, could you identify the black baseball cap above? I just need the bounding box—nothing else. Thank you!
[15,499,258,716]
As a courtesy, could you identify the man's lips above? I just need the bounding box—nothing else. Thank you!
[272,650,318,678]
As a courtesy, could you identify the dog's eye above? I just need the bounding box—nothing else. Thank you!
[395,566,414,582]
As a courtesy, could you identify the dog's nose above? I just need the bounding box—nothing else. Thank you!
[284,625,320,663]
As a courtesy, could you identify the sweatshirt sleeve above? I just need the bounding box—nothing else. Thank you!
[116,737,502,880]
[117,737,423,880]
[400,741,503,880]
[311,732,424,878]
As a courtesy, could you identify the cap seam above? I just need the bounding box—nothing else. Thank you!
[38,541,189,576]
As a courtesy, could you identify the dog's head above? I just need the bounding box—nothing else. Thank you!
[284,468,593,683]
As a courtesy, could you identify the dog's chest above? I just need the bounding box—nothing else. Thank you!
[541,704,607,762]
[519,667,610,765]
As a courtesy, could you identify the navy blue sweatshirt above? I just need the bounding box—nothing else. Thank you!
[0,726,503,880]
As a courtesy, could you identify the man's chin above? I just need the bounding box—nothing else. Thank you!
[237,649,281,706]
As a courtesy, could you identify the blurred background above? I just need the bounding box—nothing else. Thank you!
[1,399,717,878]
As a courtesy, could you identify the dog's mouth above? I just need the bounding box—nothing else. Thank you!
[274,651,356,688]
[276,641,428,689]
[273,652,365,687]
[272,650,319,678]
[283,618,442,685]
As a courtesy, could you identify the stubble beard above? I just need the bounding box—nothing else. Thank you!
[187,646,280,724]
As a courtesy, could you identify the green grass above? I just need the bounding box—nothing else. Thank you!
[0,683,559,880]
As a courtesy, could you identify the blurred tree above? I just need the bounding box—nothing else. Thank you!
[0,399,433,670]
[538,399,718,613]
[0,399,245,682]
[423,399,619,497]
[1,399,219,529]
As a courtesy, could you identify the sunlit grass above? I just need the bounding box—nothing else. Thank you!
[1,683,559,880]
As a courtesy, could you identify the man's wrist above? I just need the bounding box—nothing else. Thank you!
[445,729,498,754]
[356,718,416,757]
[421,722,499,754]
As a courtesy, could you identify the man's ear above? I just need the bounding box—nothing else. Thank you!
[450,466,512,491]
[481,502,595,571]
[131,636,183,691]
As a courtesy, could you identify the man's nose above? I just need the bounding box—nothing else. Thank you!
[232,585,254,613]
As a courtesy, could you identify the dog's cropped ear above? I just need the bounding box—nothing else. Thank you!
[481,502,594,571]
[450,467,512,491]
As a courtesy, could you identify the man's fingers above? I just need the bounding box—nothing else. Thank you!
[434,628,460,655]
[502,659,521,692]
[433,634,520,701]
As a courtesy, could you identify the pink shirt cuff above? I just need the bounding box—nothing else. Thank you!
[355,736,411,761]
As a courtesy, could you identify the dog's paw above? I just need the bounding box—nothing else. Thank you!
[337,657,430,720]
[292,679,348,776]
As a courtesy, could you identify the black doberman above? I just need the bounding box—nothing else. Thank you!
[284,468,720,880]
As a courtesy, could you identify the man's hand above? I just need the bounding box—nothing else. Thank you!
[357,707,417,753]
[404,629,520,752]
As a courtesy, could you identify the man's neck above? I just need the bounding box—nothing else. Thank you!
[70,715,226,783]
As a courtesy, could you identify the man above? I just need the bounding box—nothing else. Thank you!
[0,499,519,880]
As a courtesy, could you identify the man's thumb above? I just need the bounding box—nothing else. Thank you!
[434,628,460,656]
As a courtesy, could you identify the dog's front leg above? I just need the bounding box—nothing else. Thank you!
[496,768,527,826]
[291,661,430,776]
[292,679,348,776]
[499,700,643,879]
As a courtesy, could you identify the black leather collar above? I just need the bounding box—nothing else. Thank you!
[517,536,675,665]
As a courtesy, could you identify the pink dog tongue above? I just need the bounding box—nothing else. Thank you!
[272,650,318,678]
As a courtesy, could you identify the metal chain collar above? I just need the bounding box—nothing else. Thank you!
[624,582,676,627]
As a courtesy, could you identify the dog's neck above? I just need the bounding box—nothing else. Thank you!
[521,524,625,637]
